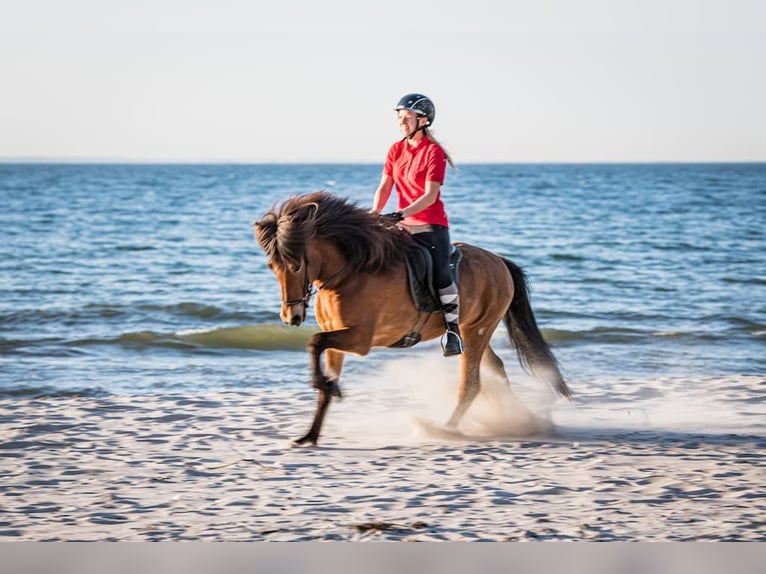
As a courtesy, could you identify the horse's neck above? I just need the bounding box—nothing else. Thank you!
[311,241,347,285]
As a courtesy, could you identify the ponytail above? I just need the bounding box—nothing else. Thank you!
[424,128,456,171]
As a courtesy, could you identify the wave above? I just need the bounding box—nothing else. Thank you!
[0,302,273,325]
[73,324,319,352]
[549,253,587,262]
[132,302,269,322]
[540,324,763,345]
[0,384,111,400]
[4,319,761,356]
[542,327,646,344]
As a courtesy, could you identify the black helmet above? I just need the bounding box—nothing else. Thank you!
[394,93,435,125]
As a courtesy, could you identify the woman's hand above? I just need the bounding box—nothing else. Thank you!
[380,211,404,223]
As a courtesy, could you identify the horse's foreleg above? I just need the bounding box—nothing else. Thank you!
[295,387,333,446]
[295,331,358,445]
[323,349,345,391]
[308,332,344,397]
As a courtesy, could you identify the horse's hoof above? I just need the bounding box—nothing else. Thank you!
[294,432,318,447]
[329,380,342,399]
[313,377,342,399]
[412,416,467,440]
[312,375,329,391]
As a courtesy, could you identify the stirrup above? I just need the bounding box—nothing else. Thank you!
[441,329,463,357]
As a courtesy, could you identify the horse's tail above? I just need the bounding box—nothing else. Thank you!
[502,258,573,400]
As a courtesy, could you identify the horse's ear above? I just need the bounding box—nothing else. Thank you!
[306,201,320,220]
[286,201,319,225]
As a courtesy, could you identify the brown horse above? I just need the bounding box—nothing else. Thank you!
[254,191,572,445]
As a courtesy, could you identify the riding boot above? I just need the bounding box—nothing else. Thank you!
[439,283,463,357]
[443,321,463,356]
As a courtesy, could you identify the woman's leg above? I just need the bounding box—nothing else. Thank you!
[412,227,462,356]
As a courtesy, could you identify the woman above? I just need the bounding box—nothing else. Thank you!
[371,93,462,356]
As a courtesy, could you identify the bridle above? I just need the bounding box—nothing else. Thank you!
[284,259,314,307]
[282,256,350,308]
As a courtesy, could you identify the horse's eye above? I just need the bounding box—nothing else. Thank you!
[290,263,302,274]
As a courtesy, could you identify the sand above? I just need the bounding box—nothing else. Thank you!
[1,357,764,542]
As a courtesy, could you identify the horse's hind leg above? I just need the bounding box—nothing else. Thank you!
[482,344,512,387]
[445,329,487,429]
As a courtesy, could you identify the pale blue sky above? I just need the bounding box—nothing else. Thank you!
[1,0,764,162]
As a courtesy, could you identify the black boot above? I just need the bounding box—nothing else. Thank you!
[442,322,463,357]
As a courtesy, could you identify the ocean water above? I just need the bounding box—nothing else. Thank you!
[1,163,764,410]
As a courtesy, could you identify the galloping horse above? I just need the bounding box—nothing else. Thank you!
[254,191,572,445]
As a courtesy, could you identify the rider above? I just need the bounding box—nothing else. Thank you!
[371,93,463,357]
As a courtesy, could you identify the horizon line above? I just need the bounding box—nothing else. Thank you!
[2,157,765,166]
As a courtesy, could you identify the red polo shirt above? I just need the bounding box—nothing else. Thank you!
[383,137,449,227]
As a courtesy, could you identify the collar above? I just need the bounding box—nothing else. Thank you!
[404,134,430,151]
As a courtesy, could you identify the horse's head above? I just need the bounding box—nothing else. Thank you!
[254,199,319,326]
[268,255,312,327]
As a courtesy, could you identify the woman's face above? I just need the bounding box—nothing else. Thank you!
[397,110,422,137]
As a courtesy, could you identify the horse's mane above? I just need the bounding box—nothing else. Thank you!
[254,191,413,273]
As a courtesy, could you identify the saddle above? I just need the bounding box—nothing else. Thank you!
[389,243,463,348]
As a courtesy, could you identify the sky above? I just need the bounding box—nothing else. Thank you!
[1,0,764,163]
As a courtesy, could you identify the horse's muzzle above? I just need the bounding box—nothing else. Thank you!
[282,303,306,327]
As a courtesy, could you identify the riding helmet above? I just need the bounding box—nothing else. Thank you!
[394,93,436,125]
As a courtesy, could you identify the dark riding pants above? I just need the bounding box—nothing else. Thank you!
[408,224,453,290]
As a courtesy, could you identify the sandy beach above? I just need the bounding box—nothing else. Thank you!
[1,357,764,542]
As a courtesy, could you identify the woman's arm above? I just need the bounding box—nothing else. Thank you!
[371,174,394,214]
[401,180,440,217]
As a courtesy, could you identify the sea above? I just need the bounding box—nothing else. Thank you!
[1,163,764,430]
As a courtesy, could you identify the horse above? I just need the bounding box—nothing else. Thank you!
[254,191,572,445]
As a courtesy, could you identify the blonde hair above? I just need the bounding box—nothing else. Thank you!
[424,128,456,170]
